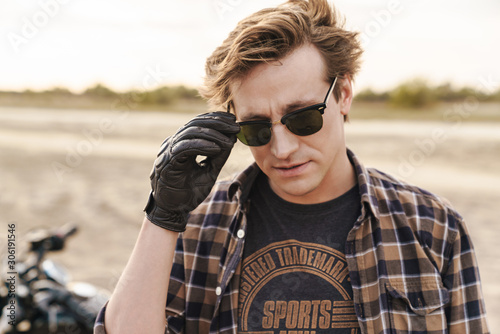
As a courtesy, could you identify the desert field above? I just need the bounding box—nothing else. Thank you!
[1,106,499,329]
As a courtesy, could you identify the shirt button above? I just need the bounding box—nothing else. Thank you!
[237,229,245,239]
[215,287,222,296]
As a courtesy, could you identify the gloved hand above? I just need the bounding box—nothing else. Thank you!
[144,112,240,232]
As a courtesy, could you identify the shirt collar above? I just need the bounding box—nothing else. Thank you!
[346,148,381,220]
[227,162,261,203]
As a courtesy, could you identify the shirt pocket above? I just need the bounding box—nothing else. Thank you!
[385,277,450,333]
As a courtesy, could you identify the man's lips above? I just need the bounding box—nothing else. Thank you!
[273,161,310,176]
[275,162,306,170]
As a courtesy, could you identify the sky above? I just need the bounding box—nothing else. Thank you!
[1,0,499,94]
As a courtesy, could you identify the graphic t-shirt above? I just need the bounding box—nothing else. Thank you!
[238,173,361,334]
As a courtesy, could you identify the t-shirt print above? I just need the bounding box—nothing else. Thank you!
[238,239,359,334]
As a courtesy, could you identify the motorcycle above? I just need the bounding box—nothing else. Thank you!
[0,224,110,333]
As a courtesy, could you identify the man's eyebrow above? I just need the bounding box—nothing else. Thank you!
[282,99,317,113]
[239,99,317,122]
[239,112,268,122]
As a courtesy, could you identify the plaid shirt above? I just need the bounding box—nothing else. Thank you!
[94,149,489,334]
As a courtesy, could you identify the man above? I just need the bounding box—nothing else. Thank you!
[95,0,489,333]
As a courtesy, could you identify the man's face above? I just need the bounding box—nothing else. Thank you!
[231,43,354,204]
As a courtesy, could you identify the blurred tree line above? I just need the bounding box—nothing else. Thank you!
[1,80,500,110]
[82,84,201,105]
[354,78,500,108]
[0,84,202,110]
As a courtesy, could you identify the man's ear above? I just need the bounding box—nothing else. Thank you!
[339,74,353,117]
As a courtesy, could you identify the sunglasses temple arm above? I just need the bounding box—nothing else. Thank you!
[324,77,338,105]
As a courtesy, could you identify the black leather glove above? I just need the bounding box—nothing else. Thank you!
[144,112,240,232]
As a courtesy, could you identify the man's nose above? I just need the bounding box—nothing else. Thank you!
[270,123,299,159]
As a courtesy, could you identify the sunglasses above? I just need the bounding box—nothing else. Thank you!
[230,77,338,147]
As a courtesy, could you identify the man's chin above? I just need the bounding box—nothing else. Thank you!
[269,179,319,204]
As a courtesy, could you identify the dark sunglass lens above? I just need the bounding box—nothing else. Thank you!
[238,124,272,146]
[236,131,249,145]
[285,108,323,136]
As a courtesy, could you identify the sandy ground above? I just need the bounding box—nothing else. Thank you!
[0,106,499,329]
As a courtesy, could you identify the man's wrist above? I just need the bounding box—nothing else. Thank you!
[145,212,187,233]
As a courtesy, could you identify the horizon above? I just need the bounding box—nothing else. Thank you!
[1,77,497,96]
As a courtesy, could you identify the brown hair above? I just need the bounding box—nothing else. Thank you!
[200,0,363,112]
